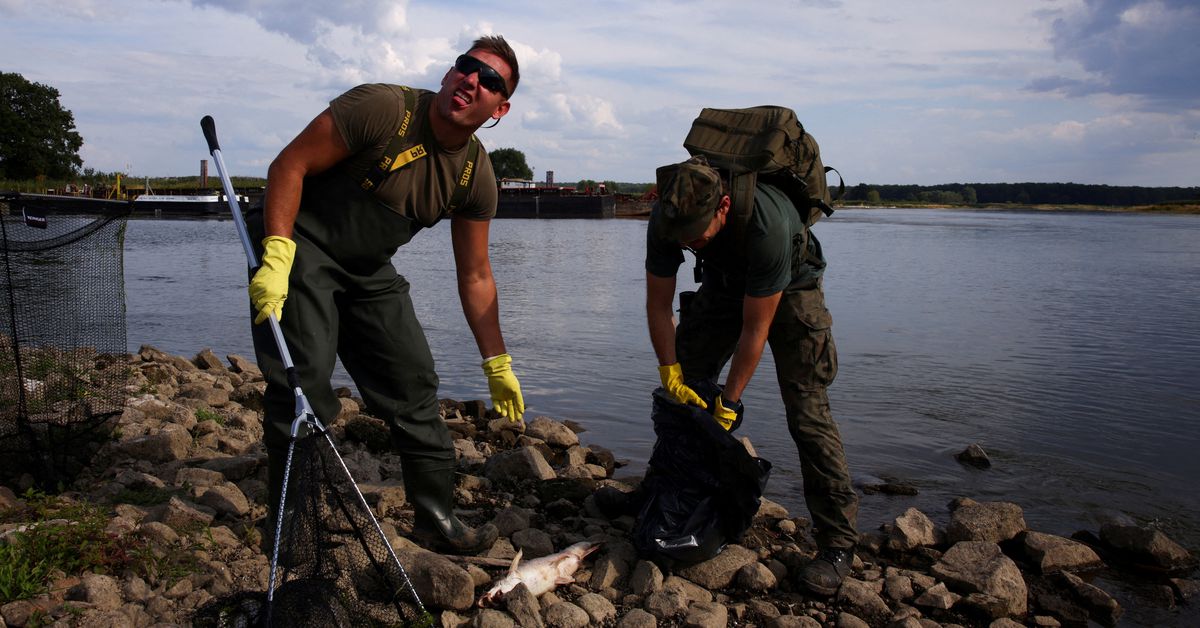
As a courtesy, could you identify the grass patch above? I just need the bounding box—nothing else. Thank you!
[0,490,209,604]
[195,408,225,425]
[0,491,129,605]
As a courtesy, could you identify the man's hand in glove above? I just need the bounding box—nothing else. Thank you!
[482,353,525,422]
[248,236,296,324]
[658,363,707,408]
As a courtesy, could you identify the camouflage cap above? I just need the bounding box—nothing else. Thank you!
[654,155,722,242]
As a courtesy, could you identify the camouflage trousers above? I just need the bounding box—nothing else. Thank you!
[675,282,859,549]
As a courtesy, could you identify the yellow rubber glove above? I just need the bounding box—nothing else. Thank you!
[713,394,743,431]
[482,353,525,422]
[658,363,707,409]
[248,236,296,325]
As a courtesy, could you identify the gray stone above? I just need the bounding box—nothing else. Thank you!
[492,505,534,537]
[736,561,777,591]
[66,573,123,610]
[630,560,664,596]
[395,548,475,611]
[617,608,658,628]
[931,541,1028,617]
[889,507,940,550]
[484,446,557,484]
[683,601,728,628]
[503,583,543,628]
[576,592,617,624]
[834,612,869,628]
[471,609,515,628]
[544,601,591,628]
[197,483,251,518]
[836,577,891,620]
[1099,523,1195,571]
[955,443,991,468]
[946,501,1026,544]
[676,544,758,589]
[525,416,580,448]
[1018,530,1104,574]
[644,586,689,619]
[512,527,555,558]
[914,582,960,609]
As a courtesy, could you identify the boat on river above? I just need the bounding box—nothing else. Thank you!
[132,193,249,216]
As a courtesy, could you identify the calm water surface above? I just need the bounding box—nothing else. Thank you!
[124,209,1199,621]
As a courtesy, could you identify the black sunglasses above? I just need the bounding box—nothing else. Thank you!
[454,54,509,99]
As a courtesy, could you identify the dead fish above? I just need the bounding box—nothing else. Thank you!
[477,541,601,607]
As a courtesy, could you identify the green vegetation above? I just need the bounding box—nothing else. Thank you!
[0,490,207,605]
[489,147,533,180]
[844,182,1199,207]
[0,73,83,180]
[0,491,127,604]
[195,407,225,425]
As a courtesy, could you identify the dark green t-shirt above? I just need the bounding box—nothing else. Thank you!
[646,183,825,296]
[328,83,497,227]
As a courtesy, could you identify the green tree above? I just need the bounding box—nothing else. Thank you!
[489,147,533,181]
[0,73,83,179]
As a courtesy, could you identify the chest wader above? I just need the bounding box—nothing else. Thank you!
[251,171,496,554]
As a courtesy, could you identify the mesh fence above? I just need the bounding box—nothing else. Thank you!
[194,429,431,627]
[0,193,132,489]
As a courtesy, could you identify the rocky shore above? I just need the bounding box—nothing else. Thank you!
[1,346,1197,627]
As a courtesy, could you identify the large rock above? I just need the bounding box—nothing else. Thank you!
[931,541,1028,617]
[395,548,475,610]
[675,544,758,589]
[525,417,579,449]
[946,499,1026,544]
[484,446,557,484]
[889,507,940,550]
[1099,523,1195,571]
[1017,530,1104,574]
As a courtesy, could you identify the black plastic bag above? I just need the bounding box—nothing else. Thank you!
[632,382,771,564]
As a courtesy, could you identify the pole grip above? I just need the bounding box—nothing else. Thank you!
[200,115,220,153]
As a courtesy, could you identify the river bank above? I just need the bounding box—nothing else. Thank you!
[1,346,1197,627]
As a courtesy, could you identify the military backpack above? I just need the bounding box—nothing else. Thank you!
[677,105,844,244]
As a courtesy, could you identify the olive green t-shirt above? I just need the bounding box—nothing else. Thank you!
[328,83,497,226]
[646,183,825,296]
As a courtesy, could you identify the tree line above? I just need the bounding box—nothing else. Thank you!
[842,182,1198,207]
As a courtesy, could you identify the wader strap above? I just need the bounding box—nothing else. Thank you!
[361,86,421,193]
[358,86,479,215]
[447,136,479,215]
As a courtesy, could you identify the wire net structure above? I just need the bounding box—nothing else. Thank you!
[194,429,431,627]
[0,193,132,489]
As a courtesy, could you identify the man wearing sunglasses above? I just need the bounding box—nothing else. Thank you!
[245,35,521,555]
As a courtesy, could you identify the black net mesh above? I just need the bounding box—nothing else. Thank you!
[0,194,132,489]
[194,429,431,627]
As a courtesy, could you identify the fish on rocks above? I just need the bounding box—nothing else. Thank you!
[477,541,601,607]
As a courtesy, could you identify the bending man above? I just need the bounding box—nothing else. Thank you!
[247,35,524,554]
[644,155,859,594]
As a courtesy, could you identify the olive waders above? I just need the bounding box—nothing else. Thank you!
[250,172,496,554]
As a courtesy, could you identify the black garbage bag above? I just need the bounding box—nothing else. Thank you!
[632,381,771,564]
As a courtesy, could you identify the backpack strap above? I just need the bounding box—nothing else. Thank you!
[359,85,479,215]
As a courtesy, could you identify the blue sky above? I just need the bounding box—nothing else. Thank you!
[2,0,1197,186]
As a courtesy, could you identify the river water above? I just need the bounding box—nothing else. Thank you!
[123,208,1199,621]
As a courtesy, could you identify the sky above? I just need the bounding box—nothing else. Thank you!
[2,0,1198,187]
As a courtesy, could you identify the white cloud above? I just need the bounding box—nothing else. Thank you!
[1,0,1196,185]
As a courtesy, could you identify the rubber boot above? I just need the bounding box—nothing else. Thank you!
[403,459,497,555]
